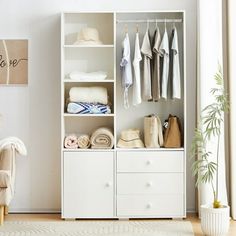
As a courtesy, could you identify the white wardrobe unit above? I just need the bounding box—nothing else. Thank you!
[61,11,186,219]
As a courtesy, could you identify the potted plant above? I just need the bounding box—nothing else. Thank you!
[190,67,230,236]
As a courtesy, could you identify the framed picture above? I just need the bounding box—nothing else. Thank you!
[0,39,28,85]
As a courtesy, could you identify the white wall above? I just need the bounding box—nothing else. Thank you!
[0,0,197,212]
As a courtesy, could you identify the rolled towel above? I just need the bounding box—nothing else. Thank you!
[78,134,90,149]
[90,127,114,149]
[67,102,111,114]
[69,87,108,105]
[64,134,78,149]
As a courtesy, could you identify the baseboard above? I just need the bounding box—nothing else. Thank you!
[9,209,61,214]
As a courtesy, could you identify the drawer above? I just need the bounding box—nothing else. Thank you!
[117,173,183,195]
[117,195,184,217]
[117,151,183,173]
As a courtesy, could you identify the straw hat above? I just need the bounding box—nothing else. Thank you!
[117,129,144,148]
[73,28,103,45]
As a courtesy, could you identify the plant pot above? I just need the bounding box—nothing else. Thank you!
[200,204,230,236]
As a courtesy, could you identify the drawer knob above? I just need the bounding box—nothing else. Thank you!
[146,182,153,187]
[105,182,112,187]
[146,203,152,209]
[146,160,152,165]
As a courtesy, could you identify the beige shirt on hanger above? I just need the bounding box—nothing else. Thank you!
[152,27,162,101]
[141,29,152,101]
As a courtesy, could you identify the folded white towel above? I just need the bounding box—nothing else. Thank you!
[68,71,107,81]
[0,137,27,156]
[69,86,108,105]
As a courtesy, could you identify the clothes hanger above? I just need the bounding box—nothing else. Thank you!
[124,24,128,35]
[146,19,149,32]
[155,19,158,29]
[136,24,139,33]
[164,18,167,32]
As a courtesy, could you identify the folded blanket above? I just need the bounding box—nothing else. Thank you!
[69,87,108,105]
[78,134,90,149]
[64,134,78,149]
[68,71,107,81]
[90,127,114,149]
[67,102,111,114]
[0,137,27,156]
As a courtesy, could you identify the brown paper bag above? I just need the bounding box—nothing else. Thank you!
[163,114,182,148]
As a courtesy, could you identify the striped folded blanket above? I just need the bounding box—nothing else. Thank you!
[67,102,111,114]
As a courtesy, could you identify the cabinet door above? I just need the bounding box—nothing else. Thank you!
[63,151,114,218]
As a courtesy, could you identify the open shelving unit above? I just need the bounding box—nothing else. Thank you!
[61,11,186,220]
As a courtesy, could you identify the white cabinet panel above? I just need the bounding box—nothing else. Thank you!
[117,151,184,173]
[117,195,184,217]
[63,151,114,218]
[117,173,183,195]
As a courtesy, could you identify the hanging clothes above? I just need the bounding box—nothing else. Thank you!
[120,32,133,109]
[152,27,162,101]
[141,29,152,101]
[132,32,142,106]
[170,27,181,99]
[159,29,170,100]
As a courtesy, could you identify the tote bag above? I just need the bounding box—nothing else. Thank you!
[144,114,163,148]
[163,114,182,148]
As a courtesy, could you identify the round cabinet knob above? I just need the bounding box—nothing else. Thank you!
[146,203,152,209]
[146,160,152,165]
[105,182,112,187]
[146,182,153,187]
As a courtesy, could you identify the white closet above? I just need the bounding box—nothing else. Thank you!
[61,11,186,219]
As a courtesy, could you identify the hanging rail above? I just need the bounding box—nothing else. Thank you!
[116,19,182,23]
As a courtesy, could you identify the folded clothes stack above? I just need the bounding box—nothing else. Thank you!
[64,127,114,149]
[68,71,107,81]
[67,86,111,114]
[90,127,114,149]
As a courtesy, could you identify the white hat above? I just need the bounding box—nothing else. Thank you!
[73,28,103,45]
[117,129,144,148]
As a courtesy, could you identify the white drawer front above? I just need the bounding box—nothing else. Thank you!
[117,151,184,173]
[117,195,184,217]
[63,151,114,218]
[117,173,183,195]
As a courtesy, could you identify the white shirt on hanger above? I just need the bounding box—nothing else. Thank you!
[171,27,181,99]
[159,29,169,100]
[132,32,142,106]
[120,32,133,109]
[141,29,152,101]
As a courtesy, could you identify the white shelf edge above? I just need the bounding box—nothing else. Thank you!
[64,45,114,48]
[63,79,114,83]
[63,113,114,117]
[116,148,185,151]
[63,148,114,152]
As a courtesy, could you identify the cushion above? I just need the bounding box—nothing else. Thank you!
[0,170,11,188]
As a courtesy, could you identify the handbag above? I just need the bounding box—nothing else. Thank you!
[163,114,182,148]
[144,114,163,148]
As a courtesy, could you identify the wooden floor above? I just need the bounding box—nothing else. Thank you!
[3,213,236,235]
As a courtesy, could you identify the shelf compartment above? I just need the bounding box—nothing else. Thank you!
[63,13,114,45]
[64,116,114,140]
[64,82,114,114]
[64,47,114,79]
